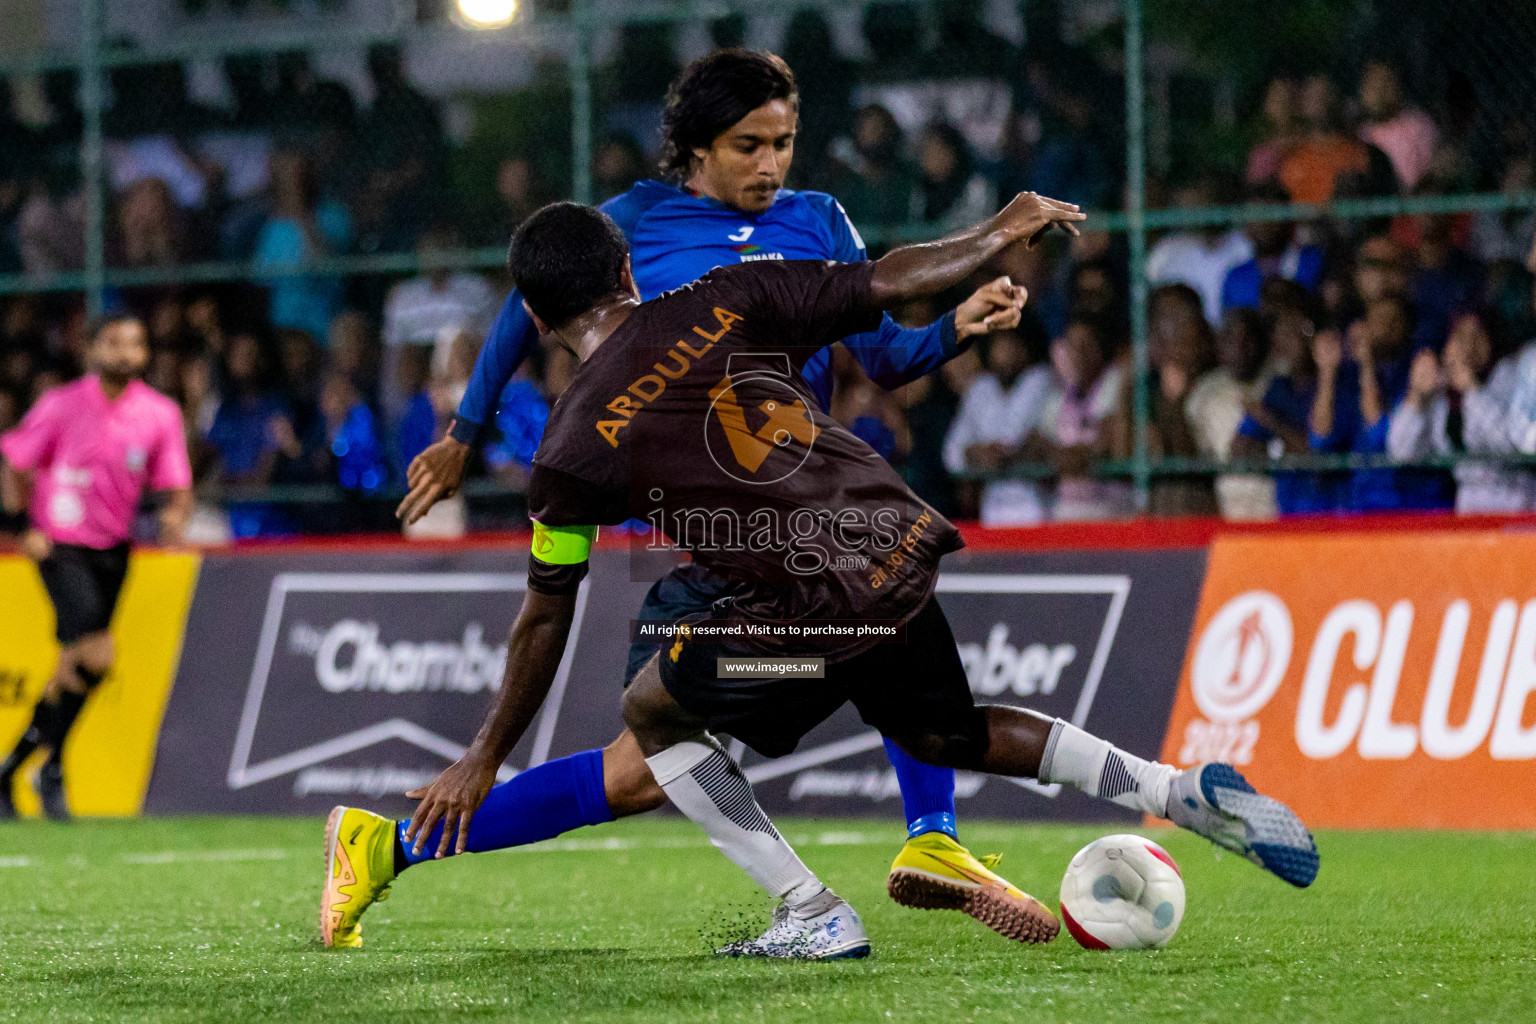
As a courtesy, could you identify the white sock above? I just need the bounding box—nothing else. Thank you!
[1037,719,1174,817]
[646,734,824,907]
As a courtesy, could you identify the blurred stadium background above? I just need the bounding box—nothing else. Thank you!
[4,0,1536,531]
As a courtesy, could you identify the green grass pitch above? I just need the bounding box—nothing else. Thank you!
[1,816,1531,1023]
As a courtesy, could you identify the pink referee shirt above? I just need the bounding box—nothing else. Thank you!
[1,376,192,549]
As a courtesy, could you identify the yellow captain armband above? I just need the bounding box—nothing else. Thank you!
[528,522,597,594]
[531,521,597,563]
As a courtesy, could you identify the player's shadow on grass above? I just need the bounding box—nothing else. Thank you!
[305,945,700,966]
[309,946,869,973]
[452,948,874,970]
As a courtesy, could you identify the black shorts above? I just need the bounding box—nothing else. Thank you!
[38,542,131,644]
[625,563,740,686]
[657,594,983,759]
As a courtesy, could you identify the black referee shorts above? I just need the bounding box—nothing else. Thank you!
[656,594,985,759]
[38,542,131,645]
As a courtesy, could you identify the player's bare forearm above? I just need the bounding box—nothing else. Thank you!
[471,588,580,765]
[869,192,1085,308]
[158,489,194,546]
[404,587,579,856]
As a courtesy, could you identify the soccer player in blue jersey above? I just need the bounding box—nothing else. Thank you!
[322,50,1040,951]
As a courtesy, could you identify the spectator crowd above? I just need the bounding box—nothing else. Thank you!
[4,1,1536,534]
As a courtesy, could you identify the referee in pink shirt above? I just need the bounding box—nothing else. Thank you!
[0,316,192,820]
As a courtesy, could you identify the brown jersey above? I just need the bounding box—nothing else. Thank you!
[528,260,963,660]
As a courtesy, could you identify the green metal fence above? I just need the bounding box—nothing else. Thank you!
[5,0,1536,514]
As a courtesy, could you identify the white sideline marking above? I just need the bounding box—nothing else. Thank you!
[1,848,292,868]
[503,836,700,854]
[121,848,290,865]
[501,830,891,855]
[3,831,903,870]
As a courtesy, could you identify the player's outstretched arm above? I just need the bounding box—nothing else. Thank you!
[839,274,1023,394]
[397,288,545,526]
[403,586,580,857]
[451,290,543,444]
[869,192,1084,308]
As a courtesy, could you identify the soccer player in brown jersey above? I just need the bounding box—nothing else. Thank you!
[400,51,1036,926]
[336,195,1318,958]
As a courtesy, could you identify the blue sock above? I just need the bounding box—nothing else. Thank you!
[883,737,958,838]
[397,748,613,866]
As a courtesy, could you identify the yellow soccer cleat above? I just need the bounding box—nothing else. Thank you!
[887,831,1060,944]
[320,805,397,948]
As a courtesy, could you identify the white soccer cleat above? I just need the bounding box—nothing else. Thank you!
[1166,762,1319,888]
[717,889,871,960]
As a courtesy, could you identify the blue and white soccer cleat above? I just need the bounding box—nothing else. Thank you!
[1166,763,1320,888]
[717,889,872,960]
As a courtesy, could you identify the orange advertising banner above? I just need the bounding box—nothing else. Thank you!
[1161,531,1536,829]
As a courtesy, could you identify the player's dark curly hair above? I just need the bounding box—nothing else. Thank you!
[659,49,798,181]
[508,203,630,329]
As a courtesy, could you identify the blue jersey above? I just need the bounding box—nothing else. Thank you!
[452,179,961,439]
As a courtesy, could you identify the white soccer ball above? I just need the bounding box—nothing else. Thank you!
[1059,834,1185,950]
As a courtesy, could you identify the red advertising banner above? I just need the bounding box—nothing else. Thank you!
[1161,531,1536,829]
